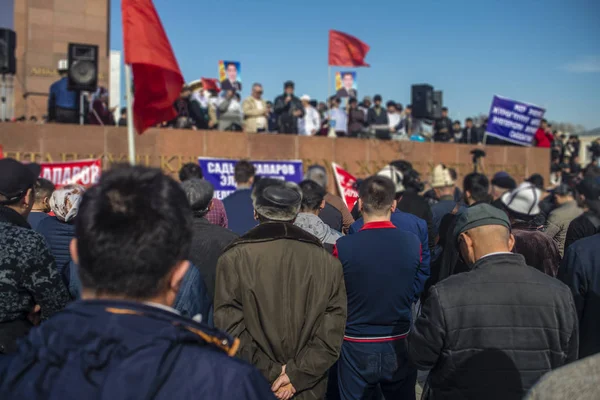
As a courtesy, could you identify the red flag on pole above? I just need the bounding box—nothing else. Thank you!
[328,30,370,67]
[122,0,184,134]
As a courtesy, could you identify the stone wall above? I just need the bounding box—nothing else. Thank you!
[0,123,549,193]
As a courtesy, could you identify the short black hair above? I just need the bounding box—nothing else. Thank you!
[299,180,326,211]
[396,103,403,112]
[448,168,458,181]
[342,72,353,78]
[235,160,255,184]
[406,104,412,109]
[386,101,397,109]
[76,165,192,299]
[179,163,203,181]
[120,107,127,115]
[359,175,396,215]
[526,174,544,190]
[34,178,55,203]
[181,178,214,217]
[463,173,490,203]
[541,119,547,124]
[349,97,358,105]
[442,107,448,112]
[373,94,382,102]
[453,120,461,126]
[466,118,473,123]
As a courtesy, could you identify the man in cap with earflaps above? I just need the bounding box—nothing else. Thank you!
[409,203,578,400]
[214,178,347,400]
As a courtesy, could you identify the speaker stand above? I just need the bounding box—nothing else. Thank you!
[79,92,85,125]
[0,73,6,122]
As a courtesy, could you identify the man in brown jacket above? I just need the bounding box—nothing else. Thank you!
[242,83,269,133]
[214,178,347,400]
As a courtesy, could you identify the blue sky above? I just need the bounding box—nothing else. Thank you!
[111,0,600,129]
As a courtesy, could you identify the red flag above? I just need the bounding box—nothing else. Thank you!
[122,0,184,134]
[201,78,221,93]
[328,30,370,67]
[331,162,359,210]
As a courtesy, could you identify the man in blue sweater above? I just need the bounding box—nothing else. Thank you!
[335,175,423,400]
[222,161,258,235]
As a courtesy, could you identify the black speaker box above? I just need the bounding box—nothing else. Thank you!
[0,29,16,74]
[411,84,433,119]
[432,90,443,119]
[68,43,98,92]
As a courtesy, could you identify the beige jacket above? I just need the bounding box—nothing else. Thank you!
[544,200,583,256]
[242,97,268,133]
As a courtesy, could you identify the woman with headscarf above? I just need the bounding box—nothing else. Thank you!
[88,87,116,125]
[36,185,85,275]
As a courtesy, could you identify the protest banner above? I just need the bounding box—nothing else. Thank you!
[331,162,359,211]
[198,158,303,200]
[485,95,546,146]
[40,159,102,187]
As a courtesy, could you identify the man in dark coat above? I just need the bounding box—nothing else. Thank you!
[433,107,453,142]
[409,204,579,400]
[214,178,347,400]
[0,159,70,354]
[559,233,600,358]
[564,175,600,251]
[366,95,389,140]
[274,81,304,134]
[181,178,238,299]
[0,165,274,399]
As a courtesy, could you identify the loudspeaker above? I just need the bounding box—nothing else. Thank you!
[432,90,443,119]
[0,29,16,74]
[411,84,433,119]
[68,43,98,92]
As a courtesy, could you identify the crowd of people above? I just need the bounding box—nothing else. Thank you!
[26,68,588,150]
[0,144,599,399]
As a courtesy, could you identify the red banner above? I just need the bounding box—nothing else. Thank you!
[332,162,359,211]
[40,159,102,187]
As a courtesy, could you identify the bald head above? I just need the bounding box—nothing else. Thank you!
[459,224,514,266]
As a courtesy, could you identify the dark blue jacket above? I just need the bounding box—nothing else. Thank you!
[0,300,275,399]
[36,216,75,275]
[27,212,50,231]
[558,233,600,358]
[336,221,422,339]
[222,189,257,235]
[350,209,430,299]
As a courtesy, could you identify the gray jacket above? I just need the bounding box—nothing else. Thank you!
[544,200,583,256]
[217,98,244,131]
[294,213,342,245]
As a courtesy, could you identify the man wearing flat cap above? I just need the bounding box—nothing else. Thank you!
[214,178,347,400]
[409,204,578,400]
[0,159,70,353]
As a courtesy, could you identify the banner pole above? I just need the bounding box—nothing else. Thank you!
[125,64,136,165]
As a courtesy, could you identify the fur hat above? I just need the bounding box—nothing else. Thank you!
[252,178,302,221]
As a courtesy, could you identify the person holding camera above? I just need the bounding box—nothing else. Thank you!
[274,81,304,134]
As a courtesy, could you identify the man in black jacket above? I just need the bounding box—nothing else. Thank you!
[181,179,238,299]
[433,107,453,142]
[0,159,70,354]
[273,81,304,134]
[460,118,481,144]
[564,176,600,251]
[409,204,578,400]
[366,95,389,140]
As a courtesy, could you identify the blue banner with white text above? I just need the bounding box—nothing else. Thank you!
[485,95,546,146]
[198,158,304,200]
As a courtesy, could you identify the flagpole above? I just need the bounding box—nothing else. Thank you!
[125,64,136,165]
